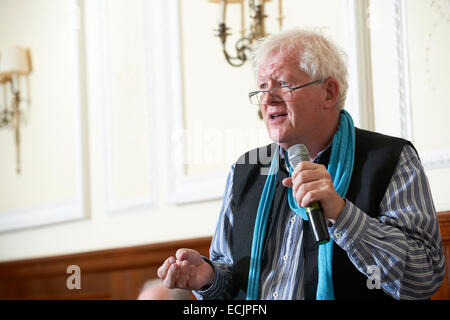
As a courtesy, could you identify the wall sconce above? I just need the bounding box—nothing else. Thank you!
[0,46,32,174]
[209,0,283,67]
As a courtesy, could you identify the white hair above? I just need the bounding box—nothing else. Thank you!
[252,28,348,110]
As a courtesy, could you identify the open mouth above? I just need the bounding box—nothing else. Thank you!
[270,113,287,119]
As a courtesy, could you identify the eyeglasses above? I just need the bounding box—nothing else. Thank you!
[248,79,323,105]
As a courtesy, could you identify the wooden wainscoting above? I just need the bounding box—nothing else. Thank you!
[432,211,450,300]
[0,237,211,300]
[0,211,449,300]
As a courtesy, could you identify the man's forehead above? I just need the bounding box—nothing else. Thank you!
[257,55,305,82]
[258,50,300,71]
[261,53,293,67]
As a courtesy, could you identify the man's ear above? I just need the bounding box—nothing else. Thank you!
[323,78,339,109]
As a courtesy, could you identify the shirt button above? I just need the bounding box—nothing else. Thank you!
[291,216,296,223]
[335,232,342,239]
[273,292,278,298]
[283,254,289,261]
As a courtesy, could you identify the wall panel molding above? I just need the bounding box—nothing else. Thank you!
[392,0,450,170]
[393,0,414,142]
[0,0,88,232]
[154,0,227,204]
[98,0,155,213]
[345,0,375,130]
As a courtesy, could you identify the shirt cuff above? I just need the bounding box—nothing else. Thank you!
[329,199,370,253]
[192,257,228,300]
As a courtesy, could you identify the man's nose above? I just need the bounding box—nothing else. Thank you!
[261,88,282,105]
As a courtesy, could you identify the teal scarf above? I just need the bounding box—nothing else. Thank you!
[246,110,355,300]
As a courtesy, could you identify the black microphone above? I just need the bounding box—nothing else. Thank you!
[287,144,330,245]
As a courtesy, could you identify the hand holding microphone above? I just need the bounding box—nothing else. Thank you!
[283,144,346,244]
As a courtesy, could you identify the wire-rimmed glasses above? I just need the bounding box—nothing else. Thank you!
[248,79,322,105]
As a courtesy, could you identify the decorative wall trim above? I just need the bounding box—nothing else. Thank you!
[98,0,155,213]
[154,0,227,204]
[345,0,375,131]
[393,0,414,142]
[0,0,87,232]
[0,201,83,233]
[393,0,450,170]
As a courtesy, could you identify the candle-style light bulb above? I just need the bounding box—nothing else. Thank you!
[219,0,227,24]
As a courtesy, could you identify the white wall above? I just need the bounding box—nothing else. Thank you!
[369,0,450,211]
[0,0,448,262]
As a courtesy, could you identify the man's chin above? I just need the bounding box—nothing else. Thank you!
[269,131,296,150]
[269,128,285,144]
[269,129,283,143]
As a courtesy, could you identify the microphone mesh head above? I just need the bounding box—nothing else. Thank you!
[287,144,311,168]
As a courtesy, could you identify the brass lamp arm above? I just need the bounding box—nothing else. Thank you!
[217,22,253,67]
[222,36,252,67]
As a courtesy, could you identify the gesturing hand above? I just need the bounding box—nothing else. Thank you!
[157,248,215,290]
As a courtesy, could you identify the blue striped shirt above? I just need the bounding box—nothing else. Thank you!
[193,144,445,300]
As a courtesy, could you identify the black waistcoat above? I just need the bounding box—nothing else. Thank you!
[229,128,412,300]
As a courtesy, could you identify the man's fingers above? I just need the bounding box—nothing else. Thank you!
[177,261,190,289]
[292,161,316,176]
[176,248,203,265]
[282,177,292,188]
[163,263,179,289]
[158,248,209,290]
[157,256,175,279]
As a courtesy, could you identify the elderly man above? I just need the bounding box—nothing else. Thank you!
[158,29,445,300]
